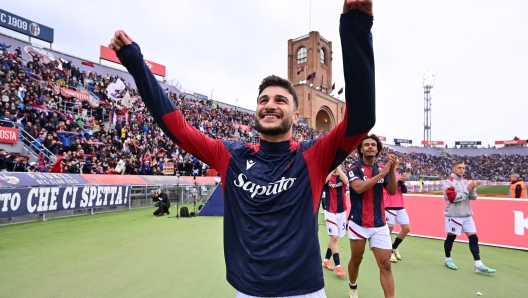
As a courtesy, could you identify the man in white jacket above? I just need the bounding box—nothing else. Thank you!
[442,161,496,274]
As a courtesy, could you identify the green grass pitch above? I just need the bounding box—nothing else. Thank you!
[430,185,510,196]
[475,185,510,195]
[0,206,526,297]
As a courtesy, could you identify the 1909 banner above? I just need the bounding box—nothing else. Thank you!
[0,185,130,219]
[0,9,54,43]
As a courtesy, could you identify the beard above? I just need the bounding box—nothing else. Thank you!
[254,116,293,137]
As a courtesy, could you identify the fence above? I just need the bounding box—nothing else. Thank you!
[0,182,218,226]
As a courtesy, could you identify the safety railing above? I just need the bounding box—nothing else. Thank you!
[0,120,57,163]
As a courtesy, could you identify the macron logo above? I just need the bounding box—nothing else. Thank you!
[246,160,256,170]
[513,211,528,236]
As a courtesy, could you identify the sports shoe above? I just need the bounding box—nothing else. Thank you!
[445,260,458,270]
[393,248,402,260]
[336,266,346,276]
[475,264,496,274]
[349,288,358,298]
[390,252,398,263]
[322,260,334,271]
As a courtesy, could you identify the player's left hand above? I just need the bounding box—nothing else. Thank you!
[401,172,410,182]
[295,133,304,143]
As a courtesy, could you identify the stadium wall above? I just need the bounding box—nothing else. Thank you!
[0,173,219,225]
[392,194,528,250]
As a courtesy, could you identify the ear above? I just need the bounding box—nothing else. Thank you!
[292,111,300,124]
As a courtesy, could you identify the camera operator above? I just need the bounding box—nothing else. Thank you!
[152,189,170,216]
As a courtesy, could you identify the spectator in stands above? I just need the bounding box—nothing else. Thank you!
[0,149,9,172]
[0,35,525,180]
[27,162,37,172]
[121,125,128,140]
[0,111,14,127]
[22,122,35,143]
[1,90,8,103]
[33,117,42,132]
[13,157,28,172]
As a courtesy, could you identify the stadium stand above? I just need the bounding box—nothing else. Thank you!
[0,33,526,182]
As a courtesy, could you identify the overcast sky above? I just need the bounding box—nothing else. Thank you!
[2,0,527,147]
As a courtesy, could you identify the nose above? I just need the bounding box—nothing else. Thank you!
[263,99,278,110]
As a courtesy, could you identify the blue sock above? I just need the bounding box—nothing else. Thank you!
[468,234,480,261]
[444,234,456,257]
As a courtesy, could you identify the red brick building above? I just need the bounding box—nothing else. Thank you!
[287,31,344,131]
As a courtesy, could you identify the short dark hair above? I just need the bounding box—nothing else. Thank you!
[357,134,383,158]
[258,75,298,110]
[452,161,465,167]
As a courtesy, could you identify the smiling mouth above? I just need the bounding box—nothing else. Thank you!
[261,113,281,120]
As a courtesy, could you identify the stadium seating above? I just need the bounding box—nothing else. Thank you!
[0,34,525,181]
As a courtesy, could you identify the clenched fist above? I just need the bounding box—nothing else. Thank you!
[108,30,134,52]
[344,0,373,16]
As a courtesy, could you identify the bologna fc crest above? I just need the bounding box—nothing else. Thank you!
[0,174,20,185]
[452,227,456,232]
[29,23,41,36]
[328,228,332,233]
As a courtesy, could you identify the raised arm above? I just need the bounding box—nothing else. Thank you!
[304,1,376,175]
[336,166,349,186]
[108,31,229,172]
[349,161,390,195]
[384,154,397,195]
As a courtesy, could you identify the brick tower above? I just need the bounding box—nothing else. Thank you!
[287,31,344,131]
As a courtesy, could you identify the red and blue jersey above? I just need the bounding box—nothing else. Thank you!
[348,160,389,228]
[323,175,347,213]
[116,10,375,297]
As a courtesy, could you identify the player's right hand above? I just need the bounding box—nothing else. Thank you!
[467,181,478,191]
[386,154,397,172]
[380,161,392,176]
[109,30,134,52]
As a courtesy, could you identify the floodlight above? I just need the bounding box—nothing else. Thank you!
[423,70,436,88]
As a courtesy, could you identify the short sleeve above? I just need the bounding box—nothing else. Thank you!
[348,166,362,182]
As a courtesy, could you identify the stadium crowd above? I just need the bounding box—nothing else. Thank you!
[366,149,528,181]
[0,42,526,181]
